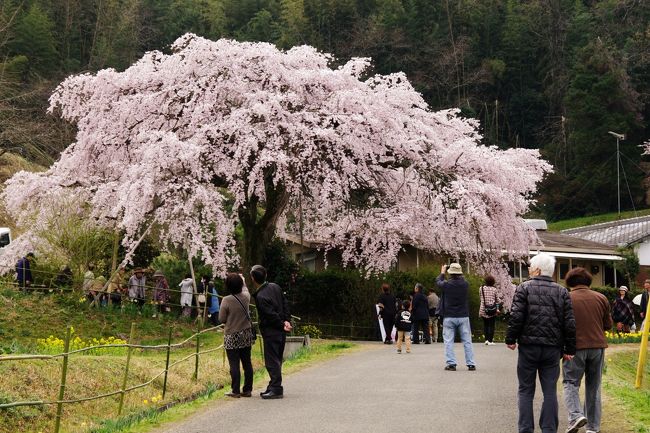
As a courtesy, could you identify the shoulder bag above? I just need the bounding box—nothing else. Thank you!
[233,294,257,342]
[481,286,498,317]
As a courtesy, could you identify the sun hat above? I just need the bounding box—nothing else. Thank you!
[618,285,628,292]
[447,263,463,275]
[153,270,164,278]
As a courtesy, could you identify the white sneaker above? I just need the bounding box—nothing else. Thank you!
[485,341,489,345]
[566,416,587,433]
[487,341,496,346]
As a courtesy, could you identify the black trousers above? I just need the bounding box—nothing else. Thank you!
[225,346,253,394]
[517,344,561,433]
[483,316,496,342]
[262,332,286,394]
[382,315,395,342]
[411,319,430,343]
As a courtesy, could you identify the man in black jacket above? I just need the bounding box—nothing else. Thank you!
[251,265,292,399]
[506,253,576,433]
[411,284,431,344]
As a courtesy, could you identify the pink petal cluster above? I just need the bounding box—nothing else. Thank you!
[2,34,551,294]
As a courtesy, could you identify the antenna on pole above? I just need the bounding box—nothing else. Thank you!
[608,131,626,217]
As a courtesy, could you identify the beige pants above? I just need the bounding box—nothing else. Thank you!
[429,316,439,342]
[396,330,411,353]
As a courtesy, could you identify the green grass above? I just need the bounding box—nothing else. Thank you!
[602,349,650,433]
[547,208,650,232]
[0,286,203,354]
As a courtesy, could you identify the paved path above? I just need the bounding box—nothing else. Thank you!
[161,342,570,433]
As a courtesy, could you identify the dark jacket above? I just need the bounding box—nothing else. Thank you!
[505,276,576,355]
[612,296,635,326]
[378,292,397,317]
[395,309,412,331]
[641,291,649,316]
[435,274,469,318]
[253,282,291,336]
[15,257,32,285]
[411,292,429,321]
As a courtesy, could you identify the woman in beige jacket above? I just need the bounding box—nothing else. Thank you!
[218,273,254,398]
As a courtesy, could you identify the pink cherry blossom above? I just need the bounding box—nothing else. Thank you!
[2,34,551,302]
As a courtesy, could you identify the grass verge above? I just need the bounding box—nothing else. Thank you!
[86,340,357,433]
[602,349,650,433]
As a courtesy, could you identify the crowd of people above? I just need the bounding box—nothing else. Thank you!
[12,253,293,401]
[377,254,649,433]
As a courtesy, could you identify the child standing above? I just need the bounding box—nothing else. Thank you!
[394,300,412,354]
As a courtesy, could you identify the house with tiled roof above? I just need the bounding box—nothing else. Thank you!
[282,219,623,286]
[563,215,650,283]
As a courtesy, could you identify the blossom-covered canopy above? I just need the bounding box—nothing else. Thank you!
[2,34,551,289]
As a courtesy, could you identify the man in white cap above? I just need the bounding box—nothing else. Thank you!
[435,262,476,371]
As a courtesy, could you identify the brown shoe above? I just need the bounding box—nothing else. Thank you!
[225,392,240,398]
[241,392,252,397]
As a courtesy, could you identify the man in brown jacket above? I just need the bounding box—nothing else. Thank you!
[562,267,612,433]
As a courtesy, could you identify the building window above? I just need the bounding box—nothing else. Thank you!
[559,263,569,280]
[297,252,317,272]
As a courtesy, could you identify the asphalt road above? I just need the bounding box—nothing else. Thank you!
[159,342,570,433]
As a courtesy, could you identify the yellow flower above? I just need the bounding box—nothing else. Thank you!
[143,399,149,405]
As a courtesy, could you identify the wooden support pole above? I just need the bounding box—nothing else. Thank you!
[162,327,173,399]
[193,329,200,382]
[53,326,72,433]
[118,322,136,415]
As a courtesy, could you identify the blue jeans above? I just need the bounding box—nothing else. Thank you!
[442,317,475,366]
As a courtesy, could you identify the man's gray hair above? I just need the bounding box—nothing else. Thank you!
[529,253,556,277]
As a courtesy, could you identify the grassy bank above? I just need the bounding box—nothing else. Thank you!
[547,209,650,232]
[0,287,203,353]
[602,349,650,433]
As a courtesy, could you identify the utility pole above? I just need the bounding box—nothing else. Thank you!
[608,131,626,217]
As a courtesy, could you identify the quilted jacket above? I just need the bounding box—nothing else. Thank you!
[505,276,576,355]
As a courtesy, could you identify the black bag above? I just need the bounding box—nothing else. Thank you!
[233,294,257,343]
[481,286,498,317]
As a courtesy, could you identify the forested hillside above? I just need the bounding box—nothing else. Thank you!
[0,0,648,220]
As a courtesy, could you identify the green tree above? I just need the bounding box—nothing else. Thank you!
[10,4,58,75]
[546,38,644,218]
[238,9,279,42]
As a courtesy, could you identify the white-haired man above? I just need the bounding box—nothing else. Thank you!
[506,253,576,433]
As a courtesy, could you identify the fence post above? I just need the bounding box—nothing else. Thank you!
[162,327,173,399]
[193,328,200,381]
[118,322,136,415]
[53,326,72,433]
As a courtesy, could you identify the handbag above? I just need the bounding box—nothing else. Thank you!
[233,294,257,342]
[481,286,498,317]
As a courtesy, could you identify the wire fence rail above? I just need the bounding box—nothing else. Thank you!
[0,322,250,433]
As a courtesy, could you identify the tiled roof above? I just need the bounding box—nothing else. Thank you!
[562,215,650,247]
[533,231,617,254]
